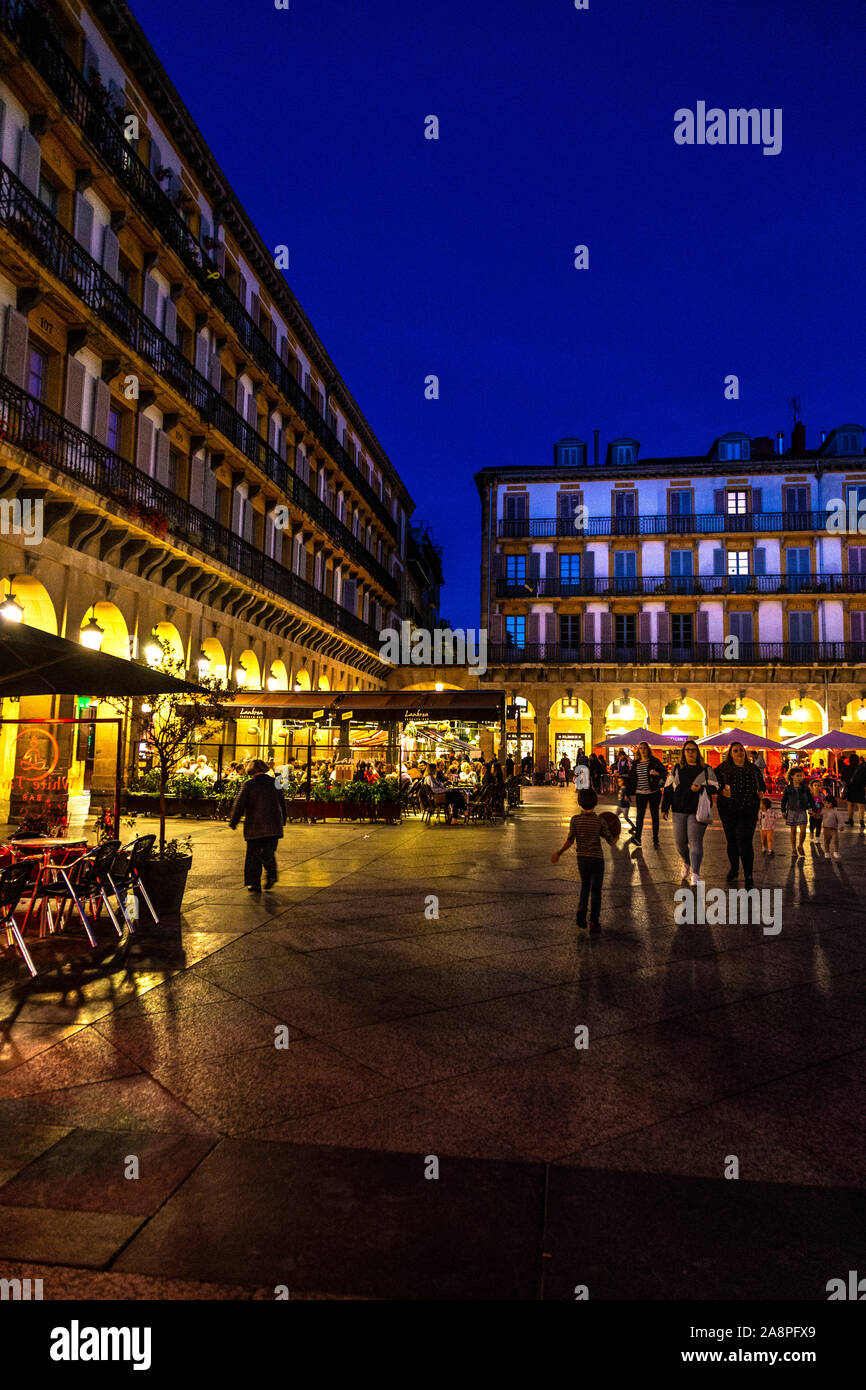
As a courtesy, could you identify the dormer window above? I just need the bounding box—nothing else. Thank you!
[615,444,634,465]
[839,430,863,454]
[718,438,750,461]
[608,437,639,466]
[555,439,586,467]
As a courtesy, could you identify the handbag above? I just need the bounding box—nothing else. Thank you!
[695,768,714,825]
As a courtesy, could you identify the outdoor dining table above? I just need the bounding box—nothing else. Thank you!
[5,838,90,937]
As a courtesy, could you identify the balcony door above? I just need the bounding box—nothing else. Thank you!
[788,610,814,660]
[613,490,637,536]
[729,610,754,658]
[785,546,810,594]
[503,494,528,538]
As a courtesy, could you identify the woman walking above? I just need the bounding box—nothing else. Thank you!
[627,741,666,849]
[716,741,765,888]
[661,739,719,885]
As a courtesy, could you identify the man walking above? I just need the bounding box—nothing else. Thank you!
[229,759,287,892]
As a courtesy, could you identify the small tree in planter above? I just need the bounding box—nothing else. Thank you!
[113,642,233,913]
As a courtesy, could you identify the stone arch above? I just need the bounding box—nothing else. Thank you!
[4,575,57,633]
[79,601,128,661]
[293,668,312,691]
[200,637,227,681]
[267,659,289,691]
[236,648,261,690]
[661,694,707,739]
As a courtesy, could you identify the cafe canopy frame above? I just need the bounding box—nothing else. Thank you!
[698,727,788,751]
[785,730,866,753]
[601,728,684,748]
[218,691,507,722]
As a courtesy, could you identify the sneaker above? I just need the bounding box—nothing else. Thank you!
[744,877,754,890]
[264,876,277,889]
[576,910,588,930]
[769,849,775,856]
[725,870,738,882]
[680,862,690,881]
[246,884,261,894]
[689,872,702,886]
[832,851,841,860]
[588,920,601,934]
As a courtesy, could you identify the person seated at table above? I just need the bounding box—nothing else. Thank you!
[406,758,423,781]
[193,755,217,782]
[447,755,460,776]
[425,766,467,825]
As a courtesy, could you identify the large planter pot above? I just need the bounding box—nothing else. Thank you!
[305,800,341,821]
[340,800,367,821]
[285,799,307,821]
[135,855,192,918]
[372,803,401,823]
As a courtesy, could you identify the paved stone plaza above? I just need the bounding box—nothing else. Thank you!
[0,788,865,1299]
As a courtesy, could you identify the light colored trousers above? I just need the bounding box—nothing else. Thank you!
[672,812,708,873]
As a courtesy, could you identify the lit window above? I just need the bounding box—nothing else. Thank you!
[727,491,748,515]
[27,347,47,401]
[107,408,122,454]
[505,615,526,647]
[727,551,749,575]
[505,555,526,585]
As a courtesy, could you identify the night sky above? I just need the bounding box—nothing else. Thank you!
[130,0,866,627]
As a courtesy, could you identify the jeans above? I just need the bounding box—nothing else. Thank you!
[672,812,707,874]
[634,791,661,842]
[576,856,604,921]
[244,836,279,887]
[719,804,759,878]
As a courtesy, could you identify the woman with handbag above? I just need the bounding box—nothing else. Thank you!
[661,739,719,885]
[715,741,765,888]
[627,741,667,849]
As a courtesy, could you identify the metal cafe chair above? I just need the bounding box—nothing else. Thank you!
[0,859,39,976]
[419,784,446,826]
[26,842,127,947]
[108,834,159,927]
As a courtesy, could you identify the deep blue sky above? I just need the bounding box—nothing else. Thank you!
[131,0,866,626]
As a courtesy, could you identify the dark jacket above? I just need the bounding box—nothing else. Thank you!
[662,760,719,815]
[626,754,666,796]
[716,759,765,809]
[847,761,866,801]
[229,773,287,840]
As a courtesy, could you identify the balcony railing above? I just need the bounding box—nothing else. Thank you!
[496,573,864,599]
[0,373,381,651]
[486,642,866,666]
[0,162,397,600]
[498,511,825,539]
[0,0,399,537]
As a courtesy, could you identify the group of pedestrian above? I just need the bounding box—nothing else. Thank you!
[552,736,862,933]
[557,750,607,791]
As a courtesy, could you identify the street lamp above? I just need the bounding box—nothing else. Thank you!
[434,682,444,692]
[0,590,23,623]
[857,699,866,723]
[79,610,105,652]
[144,637,163,666]
[196,649,211,678]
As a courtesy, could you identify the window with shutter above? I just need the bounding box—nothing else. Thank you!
[17,128,41,194]
[92,378,111,444]
[751,487,762,514]
[101,226,120,281]
[583,549,595,578]
[163,298,177,342]
[754,548,767,576]
[714,489,725,514]
[149,139,162,175]
[528,552,541,581]
[135,415,154,474]
[73,193,94,253]
[657,611,672,647]
[142,274,159,323]
[3,308,30,390]
[195,333,209,376]
[527,614,540,645]
[155,430,171,486]
[851,611,866,646]
[63,356,86,427]
[696,611,709,645]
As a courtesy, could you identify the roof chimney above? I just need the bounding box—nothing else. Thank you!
[792,420,806,456]
[593,430,599,466]
[775,431,784,455]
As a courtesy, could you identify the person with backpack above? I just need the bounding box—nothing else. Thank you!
[661,739,719,885]
[715,741,765,888]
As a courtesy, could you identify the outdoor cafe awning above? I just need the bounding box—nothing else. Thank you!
[220,690,507,722]
[0,623,200,697]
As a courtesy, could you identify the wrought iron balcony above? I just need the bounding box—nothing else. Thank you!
[495,573,863,599]
[486,642,866,666]
[0,0,398,537]
[498,512,825,539]
[0,373,381,652]
[0,163,397,600]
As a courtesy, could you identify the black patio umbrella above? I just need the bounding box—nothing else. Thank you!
[0,623,202,697]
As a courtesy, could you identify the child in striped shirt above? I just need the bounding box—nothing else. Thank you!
[551,788,616,933]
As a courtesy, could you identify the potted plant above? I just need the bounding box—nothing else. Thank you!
[371,777,401,823]
[115,642,233,915]
[340,777,372,821]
